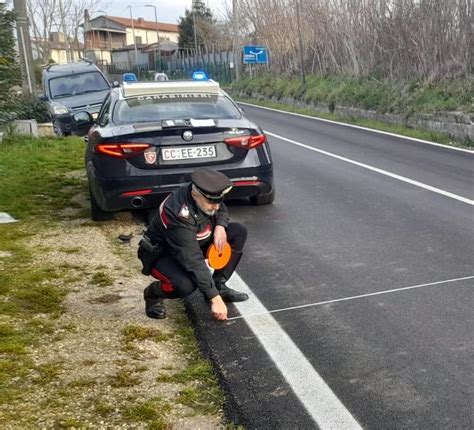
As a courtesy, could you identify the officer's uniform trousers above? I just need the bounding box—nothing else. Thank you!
[152,222,247,298]
[145,184,247,300]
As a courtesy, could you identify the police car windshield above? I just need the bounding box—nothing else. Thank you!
[113,94,241,124]
[49,72,110,99]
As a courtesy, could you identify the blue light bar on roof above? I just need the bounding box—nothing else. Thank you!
[192,70,208,81]
[122,73,137,82]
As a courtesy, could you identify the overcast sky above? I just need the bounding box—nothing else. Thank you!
[103,0,231,25]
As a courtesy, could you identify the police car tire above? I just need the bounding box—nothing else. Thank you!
[250,188,275,205]
[89,186,114,221]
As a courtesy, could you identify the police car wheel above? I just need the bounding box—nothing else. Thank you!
[250,188,275,205]
[89,186,114,221]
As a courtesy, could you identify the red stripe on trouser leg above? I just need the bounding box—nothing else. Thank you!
[151,268,174,293]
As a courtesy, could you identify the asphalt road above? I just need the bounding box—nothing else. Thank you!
[186,104,474,429]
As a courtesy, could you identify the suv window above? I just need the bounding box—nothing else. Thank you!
[112,95,241,124]
[49,71,110,99]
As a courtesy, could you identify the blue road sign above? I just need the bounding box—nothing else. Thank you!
[243,46,269,64]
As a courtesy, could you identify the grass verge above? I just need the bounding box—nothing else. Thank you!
[0,135,87,220]
[0,134,225,428]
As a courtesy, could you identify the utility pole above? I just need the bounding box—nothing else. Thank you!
[145,4,161,70]
[295,0,305,85]
[127,5,140,75]
[232,0,240,80]
[192,0,198,54]
[13,0,36,95]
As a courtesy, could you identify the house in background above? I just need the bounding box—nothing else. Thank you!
[32,32,83,64]
[110,40,178,70]
[82,10,179,65]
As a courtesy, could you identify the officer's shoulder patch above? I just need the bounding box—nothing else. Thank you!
[178,204,190,219]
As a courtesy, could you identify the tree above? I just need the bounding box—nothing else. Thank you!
[236,0,472,79]
[27,0,108,62]
[178,0,218,50]
[27,0,57,62]
[0,4,22,127]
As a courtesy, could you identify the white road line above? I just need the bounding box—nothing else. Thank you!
[239,101,474,153]
[228,275,474,321]
[266,131,474,206]
[228,273,363,430]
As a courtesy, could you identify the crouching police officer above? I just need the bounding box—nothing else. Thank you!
[138,169,249,321]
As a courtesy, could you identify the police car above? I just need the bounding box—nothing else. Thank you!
[84,75,274,220]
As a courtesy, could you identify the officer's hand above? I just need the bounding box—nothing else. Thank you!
[210,295,228,321]
[213,225,227,253]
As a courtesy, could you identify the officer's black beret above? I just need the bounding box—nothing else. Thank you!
[191,169,233,202]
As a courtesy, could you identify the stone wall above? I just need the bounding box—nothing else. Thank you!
[239,92,473,142]
[10,120,55,138]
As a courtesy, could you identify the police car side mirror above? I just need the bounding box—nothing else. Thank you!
[39,95,48,102]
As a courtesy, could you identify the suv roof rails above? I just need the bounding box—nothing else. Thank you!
[44,58,93,71]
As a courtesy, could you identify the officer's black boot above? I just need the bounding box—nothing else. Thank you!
[213,250,249,302]
[144,281,167,319]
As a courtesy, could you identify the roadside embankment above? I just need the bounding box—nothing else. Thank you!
[229,75,473,146]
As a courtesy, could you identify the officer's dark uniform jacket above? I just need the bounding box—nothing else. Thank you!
[145,184,229,301]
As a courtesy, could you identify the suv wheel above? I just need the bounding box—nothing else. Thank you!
[89,186,114,221]
[250,188,275,205]
[53,121,70,137]
[53,120,63,137]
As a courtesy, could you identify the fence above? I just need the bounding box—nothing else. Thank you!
[102,48,236,85]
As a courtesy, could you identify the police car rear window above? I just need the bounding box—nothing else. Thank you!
[112,94,241,124]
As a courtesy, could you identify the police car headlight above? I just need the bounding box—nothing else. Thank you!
[53,105,69,115]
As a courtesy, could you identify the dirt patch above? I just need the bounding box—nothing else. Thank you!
[3,214,224,429]
[88,293,123,304]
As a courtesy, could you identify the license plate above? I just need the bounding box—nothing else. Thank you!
[162,145,217,161]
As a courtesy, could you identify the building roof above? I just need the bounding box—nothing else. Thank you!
[142,40,179,52]
[110,40,178,53]
[110,43,147,52]
[106,16,179,33]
